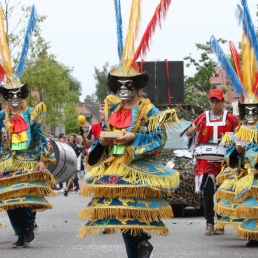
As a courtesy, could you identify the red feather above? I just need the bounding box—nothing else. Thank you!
[229,41,243,84]
[252,72,258,96]
[133,0,171,62]
[0,64,10,82]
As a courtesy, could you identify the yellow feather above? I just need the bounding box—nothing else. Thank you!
[122,0,141,69]
[241,34,252,95]
[250,49,257,87]
[0,8,12,79]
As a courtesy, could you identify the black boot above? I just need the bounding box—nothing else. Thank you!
[24,225,35,244]
[13,235,25,248]
[246,240,258,247]
[137,242,153,258]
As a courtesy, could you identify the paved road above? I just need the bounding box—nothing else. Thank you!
[0,191,257,258]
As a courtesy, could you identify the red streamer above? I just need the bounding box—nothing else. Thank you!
[133,0,171,62]
[229,41,243,84]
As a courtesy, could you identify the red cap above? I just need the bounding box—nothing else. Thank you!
[208,88,224,100]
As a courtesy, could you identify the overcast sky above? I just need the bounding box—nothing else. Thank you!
[16,0,258,101]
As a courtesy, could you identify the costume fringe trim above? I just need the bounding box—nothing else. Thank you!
[148,109,179,132]
[234,126,258,144]
[214,203,238,218]
[0,186,56,200]
[216,173,234,185]
[81,185,162,198]
[30,102,46,124]
[0,171,57,188]
[216,220,240,231]
[236,206,258,219]
[86,164,180,191]
[0,156,12,172]
[235,173,254,198]
[216,190,236,201]
[220,132,235,146]
[237,227,258,240]
[12,160,38,171]
[0,201,53,211]
[78,205,173,222]
[244,187,258,198]
[77,225,169,238]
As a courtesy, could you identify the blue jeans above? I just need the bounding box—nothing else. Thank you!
[7,207,36,236]
[122,231,151,258]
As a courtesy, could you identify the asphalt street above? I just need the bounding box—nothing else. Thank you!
[0,191,257,258]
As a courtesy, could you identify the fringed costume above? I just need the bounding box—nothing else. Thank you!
[0,102,56,231]
[210,0,258,246]
[0,5,56,247]
[78,95,180,237]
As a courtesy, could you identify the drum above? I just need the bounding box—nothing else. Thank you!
[47,138,77,183]
[194,143,226,162]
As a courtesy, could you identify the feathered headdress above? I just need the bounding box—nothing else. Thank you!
[0,5,37,89]
[210,0,258,104]
[111,0,171,78]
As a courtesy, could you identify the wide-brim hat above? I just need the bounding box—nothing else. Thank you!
[109,66,145,78]
[0,80,29,100]
[3,79,25,90]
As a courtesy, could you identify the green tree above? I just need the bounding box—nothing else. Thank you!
[94,62,111,103]
[184,39,227,110]
[64,102,80,134]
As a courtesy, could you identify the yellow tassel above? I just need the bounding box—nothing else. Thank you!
[216,220,240,232]
[81,185,162,198]
[86,161,180,191]
[214,203,238,218]
[30,102,47,123]
[237,226,258,240]
[0,201,53,211]
[234,126,258,144]
[148,109,179,132]
[0,186,56,200]
[235,173,254,197]
[220,132,235,146]
[0,171,57,188]
[0,154,13,172]
[236,206,258,219]
[78,204,173,222]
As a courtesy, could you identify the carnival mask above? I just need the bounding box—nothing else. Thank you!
[245,105,258,124]
[7,89,22,107]
[116,80,137,100]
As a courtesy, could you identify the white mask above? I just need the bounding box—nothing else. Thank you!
[116,80,137,100]
[7,89,22,107]
[245,105,258,124]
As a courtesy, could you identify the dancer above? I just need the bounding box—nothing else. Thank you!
[0,5,56,248]
[210,0,258,247]
[77,65,180,258]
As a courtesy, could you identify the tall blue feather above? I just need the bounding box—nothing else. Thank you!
[114,0,123,63]
[14,5,38,80]
[210,35,246,98]
[236,1,258,61]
